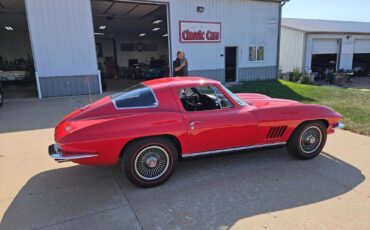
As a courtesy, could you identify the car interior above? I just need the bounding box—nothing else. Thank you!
[179,86,233,112]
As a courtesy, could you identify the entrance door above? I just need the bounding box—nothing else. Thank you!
[225,47,237,82]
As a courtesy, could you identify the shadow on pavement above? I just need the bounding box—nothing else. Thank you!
[0,148,365,230]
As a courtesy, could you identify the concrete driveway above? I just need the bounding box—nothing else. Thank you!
[0,95,370,230]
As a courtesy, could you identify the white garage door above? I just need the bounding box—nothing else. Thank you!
[312,39,338,54]
[354,39,370,53]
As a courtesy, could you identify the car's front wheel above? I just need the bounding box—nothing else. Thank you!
[287,121,327,160]
[122,137,178,187]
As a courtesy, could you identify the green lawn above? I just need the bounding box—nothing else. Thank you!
[229,80,370,136]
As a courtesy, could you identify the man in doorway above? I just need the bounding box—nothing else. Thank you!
[173,51,188,76]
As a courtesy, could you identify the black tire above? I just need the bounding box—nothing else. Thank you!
[122,137,178,187]
[287,121,327,160]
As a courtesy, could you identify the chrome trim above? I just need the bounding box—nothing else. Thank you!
[49,144,98,163]
[182,142,287,158]
[334,123,345,129]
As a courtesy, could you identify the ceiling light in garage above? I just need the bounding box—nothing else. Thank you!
[95,32,104,36]
[5,26,13,31]
[99,25,106,30]
[162,34,168,37]
[152,27,160,31]
[139,33,146,37]
[152,19,163,24]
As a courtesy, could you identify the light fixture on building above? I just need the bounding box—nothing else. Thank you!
[162,34,168,37]
[152,19,163,24]
[152,27,160,31]
[99,25,106,30]
[139,33,146,37]
[94,32,104,36]
[197,6,205,13]
[5,26,13,31]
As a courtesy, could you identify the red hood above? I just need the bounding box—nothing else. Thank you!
[235,93,301,108]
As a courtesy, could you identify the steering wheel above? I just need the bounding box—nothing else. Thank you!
[185,93,201,111]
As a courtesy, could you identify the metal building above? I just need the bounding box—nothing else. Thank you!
[280,18,370,73]
[1,0,286,98]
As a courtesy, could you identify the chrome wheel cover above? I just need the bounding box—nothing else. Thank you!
[134,146,170,180]
[299,126,323,154]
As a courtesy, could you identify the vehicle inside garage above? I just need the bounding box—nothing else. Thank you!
[91,0,170,92]
[353,39,370,75]
[0,0,37,99]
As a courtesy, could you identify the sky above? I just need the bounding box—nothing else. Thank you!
[282,0,370,22]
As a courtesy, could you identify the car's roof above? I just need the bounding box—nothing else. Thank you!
[144,77,220,89]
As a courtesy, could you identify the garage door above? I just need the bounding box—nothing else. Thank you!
[354,39,370,53]
[312,39,338,54]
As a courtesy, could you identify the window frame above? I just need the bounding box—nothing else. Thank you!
[111,84,159,110]
[178,85,235,113]
[249,45,265,62]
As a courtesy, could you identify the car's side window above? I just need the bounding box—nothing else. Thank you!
[179,85,233,112]
[213,86,234,109]
[111,84,158,109]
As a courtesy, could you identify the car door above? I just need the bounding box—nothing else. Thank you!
[175,84,258,154]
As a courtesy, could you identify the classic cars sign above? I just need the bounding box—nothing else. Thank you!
[179,21,221,43]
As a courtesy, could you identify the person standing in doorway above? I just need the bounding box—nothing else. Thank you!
[173,51,188,76]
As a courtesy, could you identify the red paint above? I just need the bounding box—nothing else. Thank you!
[52,77,342,165]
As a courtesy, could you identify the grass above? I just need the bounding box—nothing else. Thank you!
[229,80,370,136]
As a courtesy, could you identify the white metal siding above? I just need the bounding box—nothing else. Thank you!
[169,0,280,74]
[354,39,370,53]
[25,0,98,77]
[279,26,305,72]
[312,39,338,54]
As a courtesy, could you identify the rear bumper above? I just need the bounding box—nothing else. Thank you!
[48,144,98,163]
[334,123,345,129]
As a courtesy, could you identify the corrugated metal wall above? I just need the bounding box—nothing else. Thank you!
[169,0,280,82]
[26,0,100,97]
[279,27,305,72]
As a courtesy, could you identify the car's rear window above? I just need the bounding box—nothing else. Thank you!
[111,84,158,109]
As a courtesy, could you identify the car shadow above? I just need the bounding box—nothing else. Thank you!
[0,148,364,230]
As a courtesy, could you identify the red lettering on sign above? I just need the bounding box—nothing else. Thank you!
[206,31,220,41]
[182,30,205,41]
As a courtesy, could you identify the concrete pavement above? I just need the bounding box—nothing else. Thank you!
[0,96,369,230]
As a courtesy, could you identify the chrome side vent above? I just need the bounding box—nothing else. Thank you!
[267,126,287,139]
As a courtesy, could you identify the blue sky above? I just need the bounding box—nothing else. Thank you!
[282,0,370,22]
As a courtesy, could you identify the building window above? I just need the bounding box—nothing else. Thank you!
[249,46,265,61]
[249,46,257,61]
[257,46,264,61]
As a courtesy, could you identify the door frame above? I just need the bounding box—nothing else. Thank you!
[224,46,239,82]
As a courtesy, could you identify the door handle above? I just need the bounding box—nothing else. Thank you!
[189,121,204,130]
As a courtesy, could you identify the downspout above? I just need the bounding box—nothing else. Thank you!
[276,0,288,78]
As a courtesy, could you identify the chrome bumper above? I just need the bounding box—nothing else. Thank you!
[334,123,345,129]
[48,144,97,163]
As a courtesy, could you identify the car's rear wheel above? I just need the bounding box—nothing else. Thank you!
[122,137,178,187]
[287,121,327,160]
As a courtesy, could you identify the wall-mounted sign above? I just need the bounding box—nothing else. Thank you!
[179,21,221,43]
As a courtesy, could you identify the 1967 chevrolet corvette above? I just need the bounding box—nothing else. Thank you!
[49,77,344,187]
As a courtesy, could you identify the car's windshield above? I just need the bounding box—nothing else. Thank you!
[221,85,246,106]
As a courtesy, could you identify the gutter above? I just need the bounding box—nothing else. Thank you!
[276,0,289,78]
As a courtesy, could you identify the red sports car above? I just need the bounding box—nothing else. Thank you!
[49,77,344,187]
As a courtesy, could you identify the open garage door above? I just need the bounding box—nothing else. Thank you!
[91,0,170,92]
[0,0,37,99]
[311,39,339,72]
[353,39,370,75]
